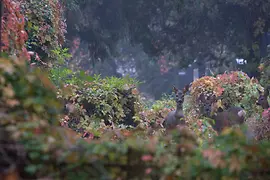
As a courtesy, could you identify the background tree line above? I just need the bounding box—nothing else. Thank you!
[62,0,270,98]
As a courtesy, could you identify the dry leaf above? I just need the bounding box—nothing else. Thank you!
[65,151,79,163]
[6,99,20,107]
[203,148,226,168]
[229,155,242,173]
[3,85,15,98]
[131,88,139,95]
[38,74,55,90]
[0,58,15,74]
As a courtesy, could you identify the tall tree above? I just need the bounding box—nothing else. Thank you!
[65,0,270,73]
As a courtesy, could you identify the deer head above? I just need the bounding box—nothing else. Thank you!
[198,93,218,117]
[257,86,269,109]
[173,86,184,108]
[198,92,247,134]
[173,84,191,106]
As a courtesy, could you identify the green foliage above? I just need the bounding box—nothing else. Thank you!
[0,57,63,178]
[138,95,175,130]
[191,128,270,179]
[51,47,72,65]
[151,94,175,111]
[189,71,263,118]
[0,58,62,125]
[259,54,270,88]
[21,0,67,62]
[49,67,73,86]
[183,72,267,143]
[66,0,270,72]
[49,67,94,87]
[1,57,270,179]
[50,68,143,132]
[216,71,263,118]
[4,119,270,179]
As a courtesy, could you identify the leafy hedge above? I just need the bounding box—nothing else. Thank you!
[259,54,270,88]
[1,57,270,179]
[183,71,269,143]
[20,0,67,63]
[1,0,67,64]
[0,57,62,178]
[49,66,144,135]
[0,58,61,124]
[189,71,263,118]
[138,94,176,130]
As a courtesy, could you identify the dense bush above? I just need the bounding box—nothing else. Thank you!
[0,58,62,124]
[217,71,263,117]
[259,54,270,88]
[183,71,270,143]
[139,94,175,129]
[1,0,67,66]
[0,57,62,178]
[49,67,144,135]
[20,0,67,63]
[188,71,263,118]
[1,57,270,179]
[1,0,29,58]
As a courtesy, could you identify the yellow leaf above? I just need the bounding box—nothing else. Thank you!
[26,75,36,82]
[234,128,245,138]
[38,74,56,90]
[0,58,14,74]
[221,176,238,180]
[216,100,223,108]
[0,76,5,84]
[221,128,233,135]
[6,99,20,107]
[229,155,242,173]
[3,84,15,98]
[66,151,79,163]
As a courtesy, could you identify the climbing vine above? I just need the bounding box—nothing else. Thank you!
[20,0,67,63]
[1,0,28,59]
[1,0,67,64]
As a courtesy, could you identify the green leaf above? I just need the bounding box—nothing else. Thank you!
[29,151,41,159]
[25,164,39,175]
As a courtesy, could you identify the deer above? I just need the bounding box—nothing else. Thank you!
[198,93,246,134]
[256,86,270,110]
[252,85,270,140]
[162,84,190,129]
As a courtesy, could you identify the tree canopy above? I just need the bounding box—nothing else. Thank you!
[65,0,270,71]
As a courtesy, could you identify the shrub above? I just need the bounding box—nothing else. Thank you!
[1,57,270,179]
[189,71,263,118]
[216,71,263,117]
[20,0,67,63]
[259,55,270,88]
[0,58,62,125]
[139,94,175,128]
[51,68,144,134]
[0,57,62,178]
[1,0,29,58]
[1,0,67,64]
[183,71,265,143]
